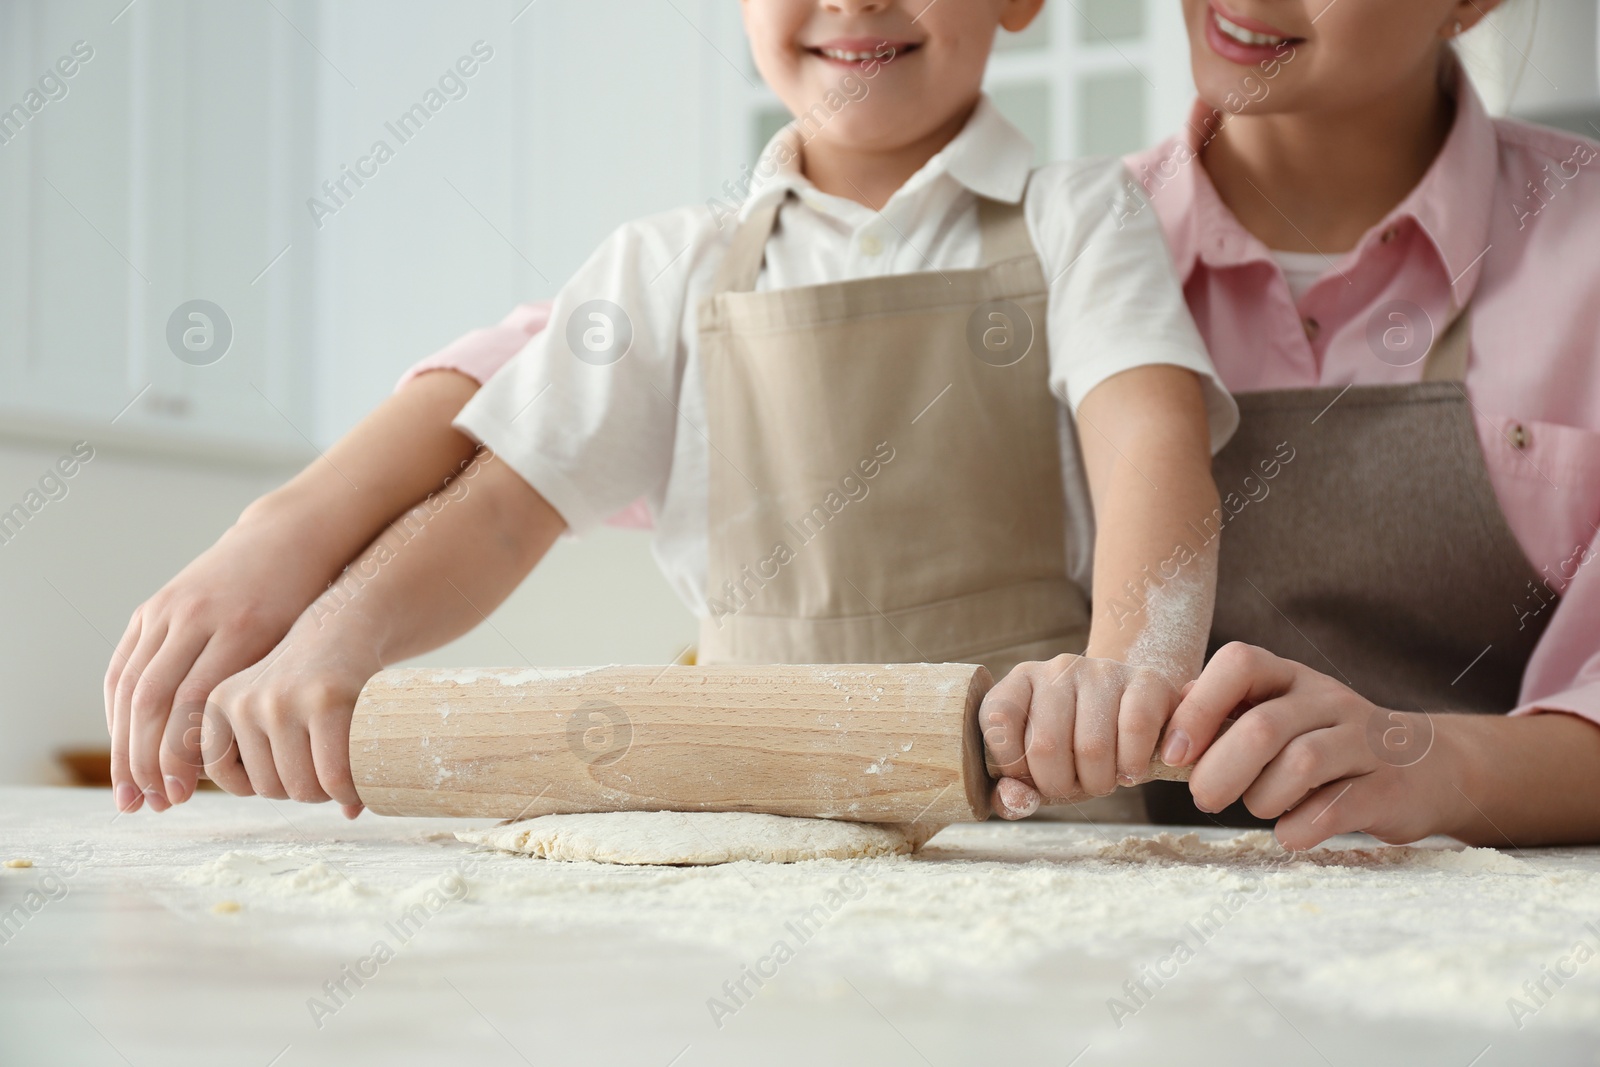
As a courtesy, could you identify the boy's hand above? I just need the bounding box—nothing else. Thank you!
[199,615,383,818]
[105,516,333,814]
[981,654,1181,818]
[1162,642,1456,850]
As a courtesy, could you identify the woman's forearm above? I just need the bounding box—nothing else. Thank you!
[238,370,485,577]
[1440,712,1600,847]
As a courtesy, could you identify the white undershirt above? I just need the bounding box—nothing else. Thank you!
[457,98,1237,618]
[1271,248,1339,303]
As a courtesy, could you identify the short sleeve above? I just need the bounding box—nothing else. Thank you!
[453,208,711,535]
[394,302,554,391]
[1028,158,1239,454]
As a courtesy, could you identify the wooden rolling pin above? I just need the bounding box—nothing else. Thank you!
[348,663,1196,824]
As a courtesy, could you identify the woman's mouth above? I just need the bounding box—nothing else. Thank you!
[806,38,921,69]
[1205,2,1303,64]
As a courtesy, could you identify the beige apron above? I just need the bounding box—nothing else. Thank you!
[696,192,1090,679]
[1146,309,1558,825]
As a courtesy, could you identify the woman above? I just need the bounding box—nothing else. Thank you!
[1111,0,1600,847]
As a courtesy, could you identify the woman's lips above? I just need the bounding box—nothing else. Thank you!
[1204,2,1302,66]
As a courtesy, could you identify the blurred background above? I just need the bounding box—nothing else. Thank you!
[1,0,1597,786]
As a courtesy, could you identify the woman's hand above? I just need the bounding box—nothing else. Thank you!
[1162,642,1461,850]
[105,507,337,814]
[981,654,1183,818]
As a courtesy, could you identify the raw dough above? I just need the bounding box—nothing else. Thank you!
[456,810,924,866]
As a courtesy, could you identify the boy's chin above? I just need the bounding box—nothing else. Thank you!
[809,113,947,155]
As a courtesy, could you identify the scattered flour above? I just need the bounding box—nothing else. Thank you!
[180,849,375,908]
[149,819,1600,1032]
[1095,830,1525,872]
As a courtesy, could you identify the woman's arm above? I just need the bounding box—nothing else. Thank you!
[107,369,485,813]
[1444,712,1600,846]
[1165,643,1600,849]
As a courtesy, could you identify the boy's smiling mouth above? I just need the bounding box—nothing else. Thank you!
[805,37,922,68]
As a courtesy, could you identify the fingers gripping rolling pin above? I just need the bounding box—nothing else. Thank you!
[348,663,1196,826]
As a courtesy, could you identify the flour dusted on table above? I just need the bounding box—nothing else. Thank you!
[133,798,1600,1032]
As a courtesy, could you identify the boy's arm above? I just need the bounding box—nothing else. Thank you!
[981,366,1220,810]
[984,161,1229,813]
[1077,364,1220,683]
[108,368,487,813]
[200,453,565,808]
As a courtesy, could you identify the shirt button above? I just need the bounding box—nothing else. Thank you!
[1380,226,1399,243]
[1509,423,1531,450]
[1303,316,1321,341]
[859,233,883,256]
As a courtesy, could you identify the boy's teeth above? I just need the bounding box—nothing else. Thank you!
[1215,13,1287,46]
[820,48,878,61]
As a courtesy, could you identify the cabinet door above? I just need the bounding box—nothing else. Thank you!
[0,0,315,456]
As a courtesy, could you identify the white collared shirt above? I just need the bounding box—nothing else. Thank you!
[457,96,1236,616]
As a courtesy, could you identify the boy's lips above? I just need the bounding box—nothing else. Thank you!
[804,37,921,68]
[1204,0,1304,64]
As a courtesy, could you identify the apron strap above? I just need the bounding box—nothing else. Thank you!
[713,187,1036,287]
[976,194,1036,268]
[711,195,785,295]
[1421,306,1471,383]
[715,189,1037,290]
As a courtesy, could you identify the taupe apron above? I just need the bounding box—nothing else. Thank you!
[1146,309,1558,825]
[696,191,1090,679]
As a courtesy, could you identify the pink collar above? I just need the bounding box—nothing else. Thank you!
[1126,56,1499,305]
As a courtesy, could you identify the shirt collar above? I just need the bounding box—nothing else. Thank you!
[1127,54,1499,304]
[1390,56,1498,304]
[739,92,1035,220]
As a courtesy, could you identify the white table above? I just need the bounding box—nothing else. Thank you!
[2,785,1595,1065]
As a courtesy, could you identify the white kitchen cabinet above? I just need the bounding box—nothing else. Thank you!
[0,0,319,461]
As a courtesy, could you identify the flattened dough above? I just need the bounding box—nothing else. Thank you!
[455,811,924,866]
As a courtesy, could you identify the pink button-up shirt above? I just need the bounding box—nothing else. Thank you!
[401,65,1600,723]
[1124,64,1600,725]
